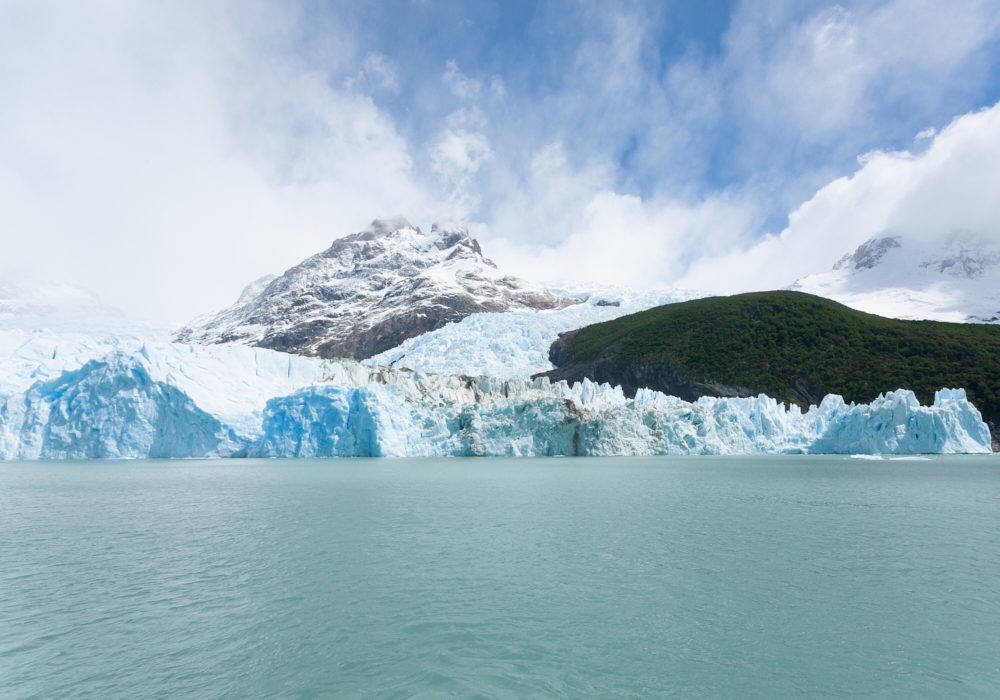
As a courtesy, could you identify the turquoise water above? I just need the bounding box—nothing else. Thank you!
[2,457,999,699]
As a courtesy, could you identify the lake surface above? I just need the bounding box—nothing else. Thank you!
[2,456,999,699]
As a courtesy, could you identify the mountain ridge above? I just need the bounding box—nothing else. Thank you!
[176,217,577,360]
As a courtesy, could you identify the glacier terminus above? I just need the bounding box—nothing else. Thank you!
[0,335,990,458]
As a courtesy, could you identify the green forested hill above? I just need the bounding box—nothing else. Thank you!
[546,291,1000,429]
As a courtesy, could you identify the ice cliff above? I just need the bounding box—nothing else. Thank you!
[0,334,991,458]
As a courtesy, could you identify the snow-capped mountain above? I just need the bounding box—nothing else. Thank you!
[792,231,1000,323]
[175,217,578,360]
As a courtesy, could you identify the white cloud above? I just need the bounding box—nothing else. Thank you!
[489,189,756,291]
[431,131,492,177]
[443,60,481,100]
[482,144,758,289]
[429,129,492,215]
[724,0,1000,145]
[433,64,492,213]
[484,100,1000,297]
[0,1,437,322]
[677,102,1000,292]
[490,76,507,101]
[2,0,999,326]
[474,0,1000,294]
[345,52,399,91]
[362,52,398,90]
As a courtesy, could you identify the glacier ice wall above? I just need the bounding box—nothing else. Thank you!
[0,356,236,459]
[0,331,992,458]
[252,380,992,457]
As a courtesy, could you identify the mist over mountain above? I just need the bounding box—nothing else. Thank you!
[792,231,1000,323]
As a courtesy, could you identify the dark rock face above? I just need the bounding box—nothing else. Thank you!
[176,217,578,360]
[787,376,826,409]
[538,331,754,402]
[987,421,1000,453]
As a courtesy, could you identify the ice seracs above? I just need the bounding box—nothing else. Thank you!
[175,217,577,360]
[0,338,991,458]
[363,283,711,379]
[792,230,1000,322]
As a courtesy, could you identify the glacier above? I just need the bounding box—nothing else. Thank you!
[0,332,991,458]
[363,284,710,378]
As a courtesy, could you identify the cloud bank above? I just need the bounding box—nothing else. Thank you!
[678,103,1000,292]
[0,0,998,322]
[0,1,437,320]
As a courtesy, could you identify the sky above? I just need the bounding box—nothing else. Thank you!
[1,0,999,322]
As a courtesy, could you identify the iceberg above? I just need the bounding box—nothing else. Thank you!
[0,332,991,458]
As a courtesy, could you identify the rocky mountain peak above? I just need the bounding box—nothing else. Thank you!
[832,236,902,271]
[919,231,1000,279]
[175,218,579,360]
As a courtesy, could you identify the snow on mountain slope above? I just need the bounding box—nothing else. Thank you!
[0,334,990,458]
[363,285,711,378]
[175,217,577,360]
[791,231,1000,322]
[0,281,173,338]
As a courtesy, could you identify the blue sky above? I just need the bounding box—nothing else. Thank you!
[1,0,1000,318]
[295,0,1000,228]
